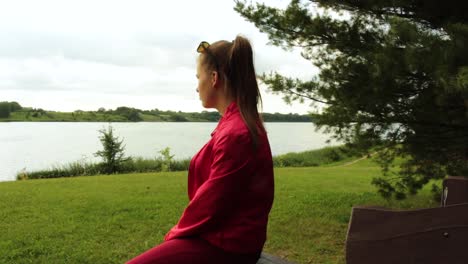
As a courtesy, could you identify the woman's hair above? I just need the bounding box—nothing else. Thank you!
[199,35,266,150]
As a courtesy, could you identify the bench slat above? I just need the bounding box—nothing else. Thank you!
[346,203,468,264]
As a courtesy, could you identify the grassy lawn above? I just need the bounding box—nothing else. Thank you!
[0,159,437,264]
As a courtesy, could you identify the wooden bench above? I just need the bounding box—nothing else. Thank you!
[346,203,468,263]
[346,176,468,264]
[441,176,468,206]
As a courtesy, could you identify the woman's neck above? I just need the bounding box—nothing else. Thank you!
[216,97,235,116]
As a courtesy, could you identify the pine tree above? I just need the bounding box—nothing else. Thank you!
[94,125,128,174]
[235,0,468,199]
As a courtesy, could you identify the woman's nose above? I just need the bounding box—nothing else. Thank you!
[196,88,199,93]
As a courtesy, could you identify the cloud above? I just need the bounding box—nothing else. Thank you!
[0,0,319,114]
[0,57,196,97]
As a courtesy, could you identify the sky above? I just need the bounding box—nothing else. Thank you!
[0,0,319,114]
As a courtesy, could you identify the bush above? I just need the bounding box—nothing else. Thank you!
[120,157,163,173]
[19,145,362,180]
[18,161,102,180]
[272,146,360,167]
[94,125,128,174]
[158,147,174,172]
[170,159,191,171]
[0,102,11,118]
[18,156,191,180]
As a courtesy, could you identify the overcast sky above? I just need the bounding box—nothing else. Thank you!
[0,0,319,114]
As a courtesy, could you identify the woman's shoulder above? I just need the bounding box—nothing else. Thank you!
[213,116,251,146]
[217,112,250,137]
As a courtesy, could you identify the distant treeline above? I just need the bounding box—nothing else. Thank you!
[0,101,312,122]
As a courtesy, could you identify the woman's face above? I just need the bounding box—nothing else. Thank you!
[196,57,217,108]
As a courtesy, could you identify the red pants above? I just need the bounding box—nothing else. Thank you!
[126,237,260,264]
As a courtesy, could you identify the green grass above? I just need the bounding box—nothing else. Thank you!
[0,159,437,264]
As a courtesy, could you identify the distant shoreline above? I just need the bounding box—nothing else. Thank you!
[0,103,313,123]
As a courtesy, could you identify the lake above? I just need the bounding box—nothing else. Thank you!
[0,122,337,182]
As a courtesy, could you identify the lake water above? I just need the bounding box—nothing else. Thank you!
[0,122,337,182]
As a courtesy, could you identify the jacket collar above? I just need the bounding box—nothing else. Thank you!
[211,101,238,136]
[221,100,238,121]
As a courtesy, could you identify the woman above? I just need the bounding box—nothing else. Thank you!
[127,35,274,264]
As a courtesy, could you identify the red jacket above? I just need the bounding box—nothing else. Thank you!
[164,101,274,253]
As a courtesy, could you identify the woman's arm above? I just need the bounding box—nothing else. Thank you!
[164,132,254,240]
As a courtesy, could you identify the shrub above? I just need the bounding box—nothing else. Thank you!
[158,147,174,172]
[94,125,128,174]
[272,146,359,167]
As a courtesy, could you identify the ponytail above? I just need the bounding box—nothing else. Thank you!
[228,35,265,151]
[200,35,266,151]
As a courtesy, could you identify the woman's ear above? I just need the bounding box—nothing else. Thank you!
[211,71,219,88]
